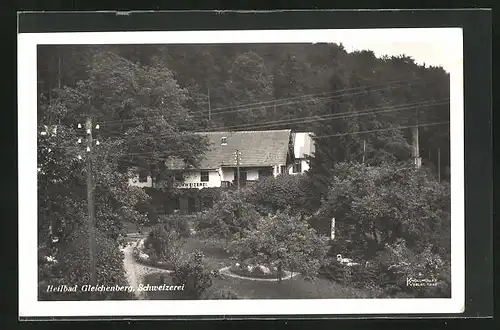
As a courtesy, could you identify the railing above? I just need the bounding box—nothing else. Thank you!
[221,181,233,188]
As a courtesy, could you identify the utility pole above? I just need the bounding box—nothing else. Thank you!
[85,118,97,295]
[234,149,241,196]
[437,147,441,182]
[409,82,421,168]
[362,140,366,164]
[411,108,421,168]
[207,85,211,121]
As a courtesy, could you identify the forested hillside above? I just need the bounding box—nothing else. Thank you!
[37,43,450,182]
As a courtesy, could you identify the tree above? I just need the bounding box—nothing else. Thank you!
[144,224,187,268]
[228,212,328,281]
[242,174,316,216]
[272,52,326,130]
[37,46,210,299]
[316,162,451,259]
[171,251,219,299]
[196,191,261,243]
[39,228,132,301]
[221,51,274,126]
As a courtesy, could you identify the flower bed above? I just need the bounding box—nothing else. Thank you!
[229,263,287,280]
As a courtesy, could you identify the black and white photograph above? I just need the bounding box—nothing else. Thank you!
[19,23,466,318]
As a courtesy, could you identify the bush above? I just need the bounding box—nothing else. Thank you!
[228,212,328,281]
[40,228,133,301]
[143,224,185,268]
[171,251,219,299]
[133,239,177,271]
[242,174,316,216]
[159,213,192,237]
[252,266,265,276]
[196,191,261,241]
[316,162,451,259]
[374,239,450,297]
[319,257,379,290]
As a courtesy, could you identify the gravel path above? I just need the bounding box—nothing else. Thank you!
[219,266,299,282]
[121,244,172,300]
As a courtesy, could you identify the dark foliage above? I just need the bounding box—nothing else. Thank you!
[171,251,219,299]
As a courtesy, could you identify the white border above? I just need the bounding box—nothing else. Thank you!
[18,28,464,317]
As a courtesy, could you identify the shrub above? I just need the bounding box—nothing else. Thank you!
[316,162,451,260]
[143,224,185,268]
[40,228,133,301]
[159,213,192,237]
[228,212,328,281]
[374,238,450,297]
[319,257,379,290]
[242,174,316,216]
[171,251,219,299]
[196,191,261,242]
[252,266,265,276]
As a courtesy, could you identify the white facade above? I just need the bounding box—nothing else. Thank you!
[221,167,235,182]
[247,169,259,181]
[289,132,314,175]
[129,166,286,189]
[174,170,221,189]
[293,132,314,159]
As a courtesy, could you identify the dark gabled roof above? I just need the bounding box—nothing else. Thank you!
[165,130,292,170]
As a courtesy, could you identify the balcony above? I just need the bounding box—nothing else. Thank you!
[221,181,233,188]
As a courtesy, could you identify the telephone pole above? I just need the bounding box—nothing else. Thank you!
[235,149,241,196]
[411,107,421,168]
[437,147,441,182]
[207,85,212,121]
[409,83,421,168]
[362,140,366,164]
[85,118,97,294]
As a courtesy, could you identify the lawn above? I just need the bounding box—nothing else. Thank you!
[141,236,382,300]
[143,271,380,300]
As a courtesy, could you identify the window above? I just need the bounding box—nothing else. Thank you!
[280,165,286,174]
[200,171,209,182]
[221,137,227,145]
[174,172,183,181]
[292,161,302,173]
[138,170,148,182]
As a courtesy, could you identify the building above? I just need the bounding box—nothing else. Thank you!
[128,129,315,189]
[289,132,315,175]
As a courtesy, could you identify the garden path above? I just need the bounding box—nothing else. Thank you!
[121,243,172,300]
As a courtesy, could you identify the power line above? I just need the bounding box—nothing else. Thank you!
[123,99,449,142]
[200,77,427,113]
[312,121,450,139]
[208,99,449,132]
[107,119,450,159]
[97,78,435,126]
[84,98,448,143]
